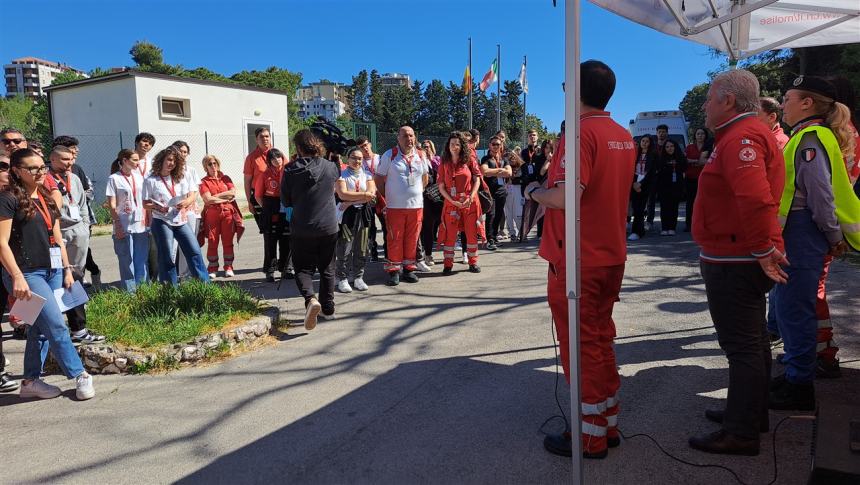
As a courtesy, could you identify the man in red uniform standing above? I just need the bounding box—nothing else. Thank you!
[525,60,635,459]
[689,69,786,456]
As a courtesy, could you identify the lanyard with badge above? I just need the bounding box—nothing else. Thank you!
[55,172,83,221]
[404,153,417,186]
[160,175,176,198]
[34,193,63,269]
[123,173,139,220]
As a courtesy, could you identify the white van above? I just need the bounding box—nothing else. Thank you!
[629,111,690,147]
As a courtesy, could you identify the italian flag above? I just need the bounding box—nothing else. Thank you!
[479,58,498,92]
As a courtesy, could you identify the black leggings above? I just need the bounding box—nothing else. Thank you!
[0,276,6,372]
[487,193,507,241]
[421,202,442,256]
[291,233,337,314]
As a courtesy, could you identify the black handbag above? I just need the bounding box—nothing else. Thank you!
[423,183,443,204]
[478,187,493,214]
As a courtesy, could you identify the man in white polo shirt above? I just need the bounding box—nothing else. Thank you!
[374,126,428,286]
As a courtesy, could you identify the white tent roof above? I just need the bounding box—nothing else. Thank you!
[590,0,860,59]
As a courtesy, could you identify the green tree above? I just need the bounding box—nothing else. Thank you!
[501,80,524,143]
[230,66,304,139]
[420,80,451,136]
[0,96,52,148]
[367,70,385,127]
[130,40,165,68]
[50,70,86,86]
[447,82,468,132]
[679,82,709,133]
[348,70,369,121]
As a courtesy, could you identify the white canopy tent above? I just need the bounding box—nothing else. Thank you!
[562,0,859,482]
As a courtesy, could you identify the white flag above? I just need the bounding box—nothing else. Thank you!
[518,62,528,94]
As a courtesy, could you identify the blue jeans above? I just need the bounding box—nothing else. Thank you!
[2,269,85,380]
[771,209,828,384]
[114,231,150,291]
[151,218,210,285]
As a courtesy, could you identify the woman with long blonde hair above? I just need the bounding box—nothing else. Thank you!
[768,75,860,411]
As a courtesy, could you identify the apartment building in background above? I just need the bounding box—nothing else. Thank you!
[380,72,411,89]
[295,80,350,103]
[296,96,345,121]
[4,57,87,97]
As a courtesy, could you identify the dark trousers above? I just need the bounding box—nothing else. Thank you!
[646,184,658,224]
[487,192,506,241]
[264,234,291,274]
[684,178,698,230]
[0,276,6,372]
[291,232,337,315]
[65,270,87,333]
[369,212,387,260]
[630,189,649,236]
[701,261,774,439]
[421,203,442,256]
[658,191,681,231]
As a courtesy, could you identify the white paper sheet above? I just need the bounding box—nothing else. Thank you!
[9,293,47,326]
[54,281,90,313]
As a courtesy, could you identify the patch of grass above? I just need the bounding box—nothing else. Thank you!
[129,353,181,374]
[87,280,261,348]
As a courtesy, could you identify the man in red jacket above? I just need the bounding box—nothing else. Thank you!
[689,69,787,456]
[526,60,635,459]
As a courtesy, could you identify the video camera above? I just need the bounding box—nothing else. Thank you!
[310,119,356,157]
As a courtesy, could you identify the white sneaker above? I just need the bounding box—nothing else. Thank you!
[353,278,368,291]
[454,240,463,251]
[321,312,335,321]
[668,230,676,235]
[75,372,95,401]
[3,357,8,367]
[208,273,217,280]
[337,279,353,293]
[627,233,640,241]
[461,254,469,265]
[20,378,61,399]
[304,298,321,331]
[415,261,431,273]
[424,255,435,266]
[660,230,670,236]
[225,269,235,278]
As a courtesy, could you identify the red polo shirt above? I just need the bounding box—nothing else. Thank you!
[538,111,636,269]
[243,146,269,179]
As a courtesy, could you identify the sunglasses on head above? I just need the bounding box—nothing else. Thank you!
[1,138,24,145]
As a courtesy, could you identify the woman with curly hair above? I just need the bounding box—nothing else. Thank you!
[437,131,482,274]
[0,148,95,400]
[142,146,209,285]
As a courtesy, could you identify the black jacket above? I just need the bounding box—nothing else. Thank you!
[281,156,340,237]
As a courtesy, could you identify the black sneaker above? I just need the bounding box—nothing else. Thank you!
[387,271,400,286]
[402,270,419,283]
[12,325,26,340]
[816,357,841,379]
[265,273,275,283]
[769,380,815,411]
[486,241,497,251]
[281,271,295,280]
[442,266,453,275]
[768,332,783,347]
[71,329,106,346]
[0,372,19,393]
[469,264,481,273]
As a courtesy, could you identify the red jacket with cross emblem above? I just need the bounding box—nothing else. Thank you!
[693,112,785,262]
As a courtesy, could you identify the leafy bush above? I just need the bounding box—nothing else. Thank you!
[92,205,112,225]
[87,280,261,348]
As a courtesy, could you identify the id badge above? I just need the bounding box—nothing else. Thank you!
[67,205,82,221]
[50,247,63,269]
[408,172,416,186]
[527,165,534,176]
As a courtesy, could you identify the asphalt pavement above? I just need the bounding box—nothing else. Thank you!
[1,227,857,484]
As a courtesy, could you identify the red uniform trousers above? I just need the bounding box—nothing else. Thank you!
[384,208,423,273]
[548,263,625,454]
[438,199,480,267]
[203,203,236,272]
[816,255,838,362]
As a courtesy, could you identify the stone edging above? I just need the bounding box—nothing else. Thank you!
[74,306,280,374]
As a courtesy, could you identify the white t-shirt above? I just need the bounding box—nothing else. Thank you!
[106,171,146,234]
[362,154,380,177]
[339,167,370,209]
[142,173,196,226]
[184,165,202,220]
[376,148,427,209]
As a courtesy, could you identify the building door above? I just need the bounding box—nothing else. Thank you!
[244,120,273,156]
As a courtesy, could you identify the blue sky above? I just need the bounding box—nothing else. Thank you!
[1,0,727,133]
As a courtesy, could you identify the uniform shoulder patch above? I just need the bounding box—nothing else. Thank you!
[739,146,757,162]
[740,138,752,145]
[800,148,816,162]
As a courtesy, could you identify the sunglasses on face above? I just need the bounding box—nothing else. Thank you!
[490,143,501,147]
[0,163,9,172]
[206,162,219,166]
[1,138,24,145]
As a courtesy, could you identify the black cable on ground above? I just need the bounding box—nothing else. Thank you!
[539,316,570,435]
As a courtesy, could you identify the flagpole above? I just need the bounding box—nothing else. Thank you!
[468,37,473,130]
[496,43,501,133]
[522,55,527,147]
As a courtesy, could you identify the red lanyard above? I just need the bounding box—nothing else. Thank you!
[403,152,415,175]
[51,172,73,199]
[354,179,360,192]
[139,160,147,177]
[34,193,55,244]
[122,172,137,206]
[160,175,176,198]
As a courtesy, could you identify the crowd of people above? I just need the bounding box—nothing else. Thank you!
[0,61,858,468]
